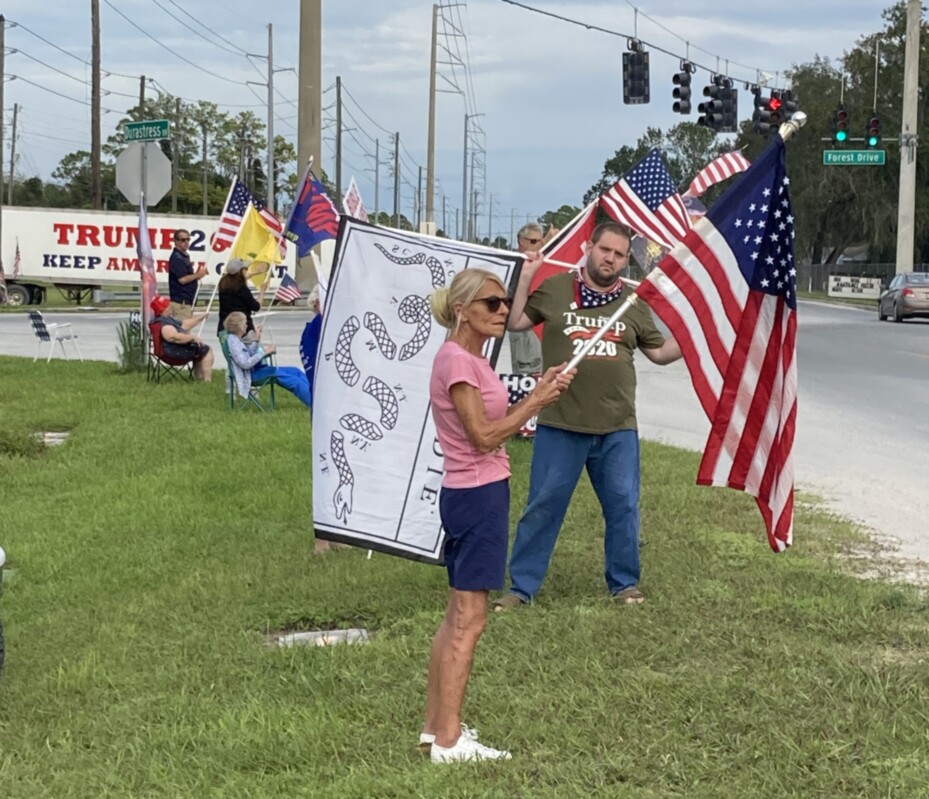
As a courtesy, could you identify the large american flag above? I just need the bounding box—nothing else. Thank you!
[636,136,797,552]
[213,179,283,252]
[686,150,752,198]
[600,148,692,251]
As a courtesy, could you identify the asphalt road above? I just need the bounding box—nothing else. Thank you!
[2,301,927,566]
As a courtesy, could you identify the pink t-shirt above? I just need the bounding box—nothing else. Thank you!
[430,340,511,488]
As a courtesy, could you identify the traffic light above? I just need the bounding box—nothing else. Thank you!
[622,40,650,105]
[781,89,799,120]
[833,105,850,145]
[672,62,693,114]
[866,113,881,148]
[697,75,726,130]
[752,87,783,137]
[719,80,738,133]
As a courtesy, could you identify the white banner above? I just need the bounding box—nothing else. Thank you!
[312,219,523,562]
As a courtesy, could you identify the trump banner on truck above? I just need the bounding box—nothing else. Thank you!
[311,218,522,563]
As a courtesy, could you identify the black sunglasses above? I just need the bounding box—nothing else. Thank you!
[473,295,513,313]
[175,237,190,243]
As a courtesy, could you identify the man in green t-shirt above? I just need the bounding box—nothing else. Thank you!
[495,221,682,609]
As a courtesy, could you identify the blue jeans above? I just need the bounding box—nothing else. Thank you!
[252,365,312,408]
[508,425,641,600]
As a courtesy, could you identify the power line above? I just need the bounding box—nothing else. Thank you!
[8,75,120,113]
[157,0,247,57]
[500,0,785,85]
[103,0,249,86]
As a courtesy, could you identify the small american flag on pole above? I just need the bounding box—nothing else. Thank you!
[600,148,692,251]
[12,239,21,278]
[636,136,797,552]
[213,179,283,251]
[686,150,752,198]
[274,274,302,304]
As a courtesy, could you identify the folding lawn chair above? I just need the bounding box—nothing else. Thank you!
[28,311,83,363]
[147,320,194,383]
[218,331,277,412]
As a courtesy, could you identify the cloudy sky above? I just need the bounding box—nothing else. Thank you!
[3,1,889,237]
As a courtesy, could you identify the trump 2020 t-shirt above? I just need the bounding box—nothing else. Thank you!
[430,340,510,489]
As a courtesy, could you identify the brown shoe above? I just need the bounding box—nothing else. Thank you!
[493,594,527,612]
[612,586,645,605]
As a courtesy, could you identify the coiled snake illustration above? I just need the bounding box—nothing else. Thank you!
[334,316,361,387]
[363,312,397,360]
[374,244,446,287]
[330,431,354,524]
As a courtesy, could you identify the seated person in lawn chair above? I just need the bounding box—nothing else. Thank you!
[150,295,214,382]
[222,312,311,408]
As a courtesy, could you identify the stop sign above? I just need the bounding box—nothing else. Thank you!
[116,142,172,207]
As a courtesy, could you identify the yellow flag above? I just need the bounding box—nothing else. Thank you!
[230,205,283,269]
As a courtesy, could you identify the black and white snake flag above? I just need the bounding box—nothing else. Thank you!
[312,218,523,563]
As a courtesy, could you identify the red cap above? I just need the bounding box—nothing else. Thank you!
[150,295,171,316]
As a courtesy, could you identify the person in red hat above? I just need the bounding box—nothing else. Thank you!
[150,295,214,382]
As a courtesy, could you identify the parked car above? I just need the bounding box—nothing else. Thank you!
[878,272,929,322]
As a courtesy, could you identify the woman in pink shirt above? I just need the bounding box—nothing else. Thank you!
[422,268,575,764]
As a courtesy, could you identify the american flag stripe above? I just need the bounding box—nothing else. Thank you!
[636,137,797,551]
[687,151,752,198]
[601,184,690,250]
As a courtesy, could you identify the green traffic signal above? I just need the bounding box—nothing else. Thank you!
[836,130,848,143]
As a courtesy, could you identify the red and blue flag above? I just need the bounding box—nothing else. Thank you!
[285,169,340,257]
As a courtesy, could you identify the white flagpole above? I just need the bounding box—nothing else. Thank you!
[190,180,237,315]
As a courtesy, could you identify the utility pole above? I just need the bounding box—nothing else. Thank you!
[139,75,146,119]
[7,103,16,205]
[374,137,380,223]
[425,3,438,233]
[468,150,476,241]
[393,131,400,228]
[455,208,459,240]
[201,123,208,215]
[297,0,322,178]
[90,0,102,209]
[487,192,494,244]
[896,0,921,275]
[171,97,181,212]
[510,208,515,247]
[462,114,469,241]
[416,165,423,229]
[266,23,275,212]
[442,194,447,235]
[335,76,343,208]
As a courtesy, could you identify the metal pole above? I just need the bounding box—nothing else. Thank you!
[374,137,380,223]
[442,194,447,235]
[510,208,515,247]
[172,97,180,212]
[335,76,343,209]
[896,0,921,276]
[455,208,459,240]
[417,165,423,229]
[139,74,146,119]
[201,123,208,214]
[267,23,275,212]
[393,131,400,228]
[91,0,102,209]
[468,151,476,241]
[425,3,438,229]
[7,103,17,205]
[487,192,493,244]
[462,114,469,241]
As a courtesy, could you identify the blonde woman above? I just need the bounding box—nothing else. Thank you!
[421,268,575,764]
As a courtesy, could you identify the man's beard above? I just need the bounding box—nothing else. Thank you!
[585,261,617,288]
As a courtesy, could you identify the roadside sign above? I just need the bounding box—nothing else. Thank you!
[822,150,886,166]
[123,119,170,143]
[115,142,172,206]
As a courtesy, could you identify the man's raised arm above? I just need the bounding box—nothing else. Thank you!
[507,251,543,332]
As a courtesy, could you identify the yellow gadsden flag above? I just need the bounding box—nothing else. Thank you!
[230,205,283,272]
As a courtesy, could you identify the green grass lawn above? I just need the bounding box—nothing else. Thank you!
[1,357,928,798]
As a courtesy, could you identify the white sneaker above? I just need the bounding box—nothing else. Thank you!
[431,735,512,764]
[419,724,478,748]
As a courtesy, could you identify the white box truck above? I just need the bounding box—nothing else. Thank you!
[0,206,297,306]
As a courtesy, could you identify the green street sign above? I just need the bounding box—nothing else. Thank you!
[123,119,170,142]
[823,150,886,166]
